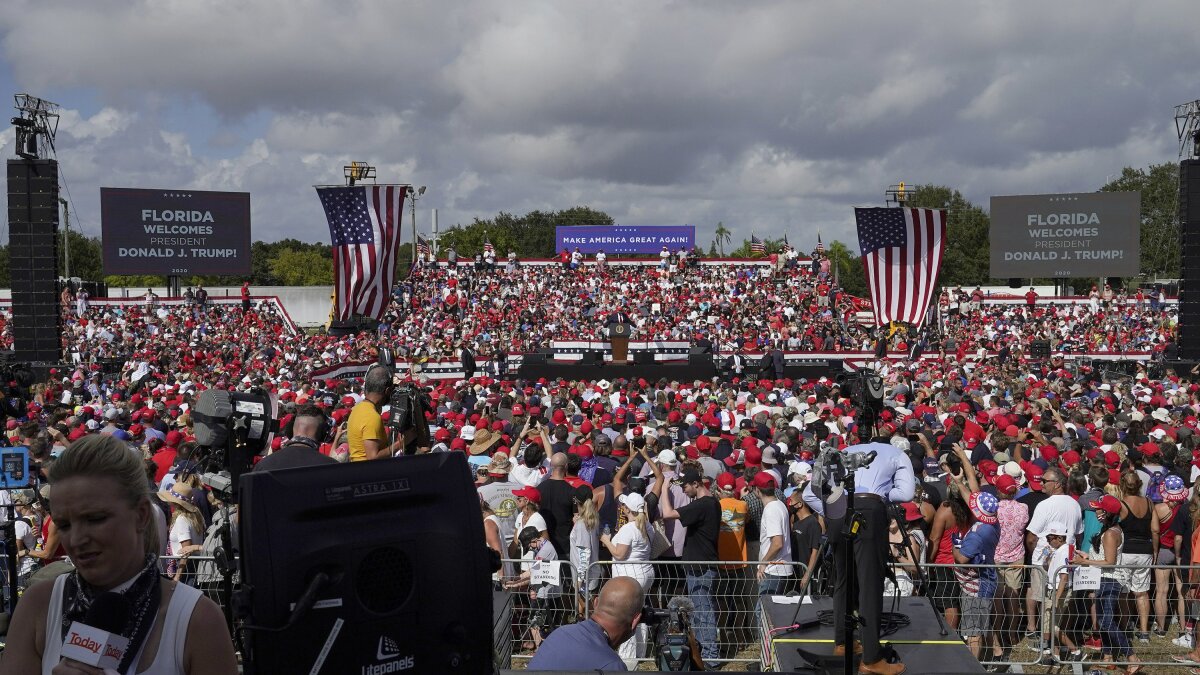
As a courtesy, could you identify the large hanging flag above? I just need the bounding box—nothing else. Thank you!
[816,231,825,254]
[855,207,946,328]
[416,236,431,258]
[317,184,407,321]
[749,235,765,254]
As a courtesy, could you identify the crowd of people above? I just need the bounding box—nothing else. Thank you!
[389,250,873,359]
[0,254,1192,673]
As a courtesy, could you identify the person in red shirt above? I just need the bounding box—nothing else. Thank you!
[1025,287,1038,306]
[152,430,184,483]
[241,281,251,313]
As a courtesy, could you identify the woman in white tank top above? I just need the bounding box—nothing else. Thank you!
[0,435,237,675]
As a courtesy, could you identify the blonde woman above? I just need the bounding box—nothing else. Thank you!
[0,434,236,674]
[160,483,207,583]
[600,491,655,668]
[570,485,602,614]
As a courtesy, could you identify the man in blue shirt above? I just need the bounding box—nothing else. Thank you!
[527,576,644,671]
[803,436,915,675]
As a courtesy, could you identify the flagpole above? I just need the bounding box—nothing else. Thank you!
[409,185,426,265]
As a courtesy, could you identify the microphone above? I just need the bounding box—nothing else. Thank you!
[61,592,131,671]
[666,596,695,613]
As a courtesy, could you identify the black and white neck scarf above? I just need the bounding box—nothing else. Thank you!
[60,553,164,674]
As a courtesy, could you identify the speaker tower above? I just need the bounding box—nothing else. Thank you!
[1180,160,1200,359]
[7,159,61,363]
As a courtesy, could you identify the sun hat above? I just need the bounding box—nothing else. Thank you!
[158,483,199,513]
[469,428,495,455]
[1163,474,1188,503]
[487,451,512,475]
[968,491,998,525]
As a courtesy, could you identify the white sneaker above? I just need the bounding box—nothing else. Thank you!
[1174,633,1194,648]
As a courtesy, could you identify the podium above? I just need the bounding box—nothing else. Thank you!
[609,322,631,364]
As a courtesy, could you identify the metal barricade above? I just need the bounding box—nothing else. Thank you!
[498,557,580,662]
[584,559,808,668]
[915,562,1044,669]
[1046,562,1199,671]
[160,554,235,612]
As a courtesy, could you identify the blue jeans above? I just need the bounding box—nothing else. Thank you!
[686,566,719,664]
[1097,578,1131,657]
[758,574,790,596]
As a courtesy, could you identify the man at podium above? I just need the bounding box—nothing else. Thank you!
[605,308,634,363]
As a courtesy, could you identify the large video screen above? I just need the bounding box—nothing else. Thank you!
[990,191,1139,278]
[101,187,251,276]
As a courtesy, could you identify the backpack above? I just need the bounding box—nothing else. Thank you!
[1146,470,1167,504]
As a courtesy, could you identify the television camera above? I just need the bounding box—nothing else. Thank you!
[643,595,702,671]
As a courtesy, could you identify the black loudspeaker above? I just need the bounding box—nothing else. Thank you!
[523,352,546,366]
[584,351,605,366]
[633,351,655,365]
[1181,160,1200,360]
[1030,340,1052,359]
[1008,278,1022,289]
[689,344,711,356]
[7,159,60,363]
[239,453,492,674]
[689,353,711,367]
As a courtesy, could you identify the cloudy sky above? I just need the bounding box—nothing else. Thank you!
[0,1,1195,251]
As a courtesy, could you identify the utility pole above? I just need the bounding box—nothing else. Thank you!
[59,197,70,280]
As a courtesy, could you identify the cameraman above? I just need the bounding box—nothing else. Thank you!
[255,404,337,472]
[347,366,408,461]
[527,576,644,672]
[802,422,915,675]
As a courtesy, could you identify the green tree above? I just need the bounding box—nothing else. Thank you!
[268,248,334,285]
[714,221,732,256]
[904,185,991,286]
[826,239,867,297]
[61,231,104,282]
[1100,163,1179,278]
[438,206,614,258]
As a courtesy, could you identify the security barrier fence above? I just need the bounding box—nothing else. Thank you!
[160,555,1200,672]
[495,558,809,667]
[913,562,1200,672]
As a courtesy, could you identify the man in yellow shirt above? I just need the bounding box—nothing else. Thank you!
[347,365,406,461]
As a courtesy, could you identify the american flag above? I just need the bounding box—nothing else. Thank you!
[816,231,824,254]
[855,207,946,328]
[483,239,494,255]
[416,236,431,257]
[749,235,765,254]
[317,184,407,321]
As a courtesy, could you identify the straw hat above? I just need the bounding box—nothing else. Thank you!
[158,483,200,513]
[469,428,495,455]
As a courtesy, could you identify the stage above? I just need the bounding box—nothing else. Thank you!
[517,359,717,383]
[759,595,985,674]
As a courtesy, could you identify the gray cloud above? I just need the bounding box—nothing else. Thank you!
[1,0,1197,250]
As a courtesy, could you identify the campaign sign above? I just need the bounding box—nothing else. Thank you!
[101,188,252,276]
[555,225,695,254]
[989,191,1140,278]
